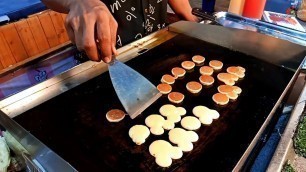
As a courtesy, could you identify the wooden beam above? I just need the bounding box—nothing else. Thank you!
[14,19,40,57]
[38,12,60,47]
[0,24,28,62]
[49,11,69,44]
[0,31,16,67]
[27,16,50,52]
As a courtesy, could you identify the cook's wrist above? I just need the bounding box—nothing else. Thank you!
[66,0,79,12]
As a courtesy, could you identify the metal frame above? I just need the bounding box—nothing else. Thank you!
[1,21,305,171]
[267,78,306,172]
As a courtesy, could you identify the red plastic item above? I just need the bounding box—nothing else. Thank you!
[242,0,267,19]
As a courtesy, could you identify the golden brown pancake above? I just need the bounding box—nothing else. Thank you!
[161,74,175,84]
[237,66,246,73]
[217,85,234,94]
[199,66,214,76]
[199,75,214,86]
[157,83,172,94]
[232,86,242,94]
[186,81,203,93]
[217,73,235,86]
[171,67,186,78]
[209,60,223,70]
[217,85,241,100]
[236,70,245,78]
[227,66,246,78]
[192,55,205,64]
[227,66,239,74]
[168,92,185,104]
[181,61,195,70]
[212,93,229,105]
[229,73,239,81]
[227,92,238,100]
[106,109,126,122]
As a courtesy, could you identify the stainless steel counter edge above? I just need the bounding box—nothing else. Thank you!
[266,80,306,172]
[0,28,177,118]
[232,65,303,171]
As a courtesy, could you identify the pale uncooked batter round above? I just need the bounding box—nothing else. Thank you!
[169,128,199,152]
[177,107,187,116]
[145,114,165,135]
[198,114,213,125]
[192,106,211,117]
[149,140,183,167]
[163,120,175,130]
[167,113,181,123]
[181,116,201,130]
[129,125,150,145]
[209,109,220,120]
[159,104,178,117]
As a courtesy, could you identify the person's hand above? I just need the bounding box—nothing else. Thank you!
[65,0,118,62]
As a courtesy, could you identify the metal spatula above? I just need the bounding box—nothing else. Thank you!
[108,59,161,119]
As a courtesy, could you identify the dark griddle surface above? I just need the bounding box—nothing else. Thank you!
[14,34,294,172]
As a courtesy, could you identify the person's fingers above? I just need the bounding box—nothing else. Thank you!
[82,19,100,61]
[97,15,112,63]
[74,29,83,52]
[64,16,77,44]
[110,18,118,56]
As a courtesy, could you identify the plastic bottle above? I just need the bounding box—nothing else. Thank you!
[228,0,246,15]
[242,0,267,19]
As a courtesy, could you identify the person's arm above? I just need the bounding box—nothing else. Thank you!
[168,0,198,22]
[41,0,118,62]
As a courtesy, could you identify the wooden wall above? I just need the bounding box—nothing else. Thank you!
[0,10,70,70]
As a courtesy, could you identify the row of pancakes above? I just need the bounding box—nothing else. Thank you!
[157,55,246,105]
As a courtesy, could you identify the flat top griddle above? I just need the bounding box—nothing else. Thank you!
[13,34,294,172]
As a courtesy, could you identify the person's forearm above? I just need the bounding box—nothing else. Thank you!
[168,0,198,22]
[41,0,73,13]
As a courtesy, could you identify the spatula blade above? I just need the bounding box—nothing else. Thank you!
[109,60,161,119]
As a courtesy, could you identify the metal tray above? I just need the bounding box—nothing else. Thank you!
[192,8,306,46]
